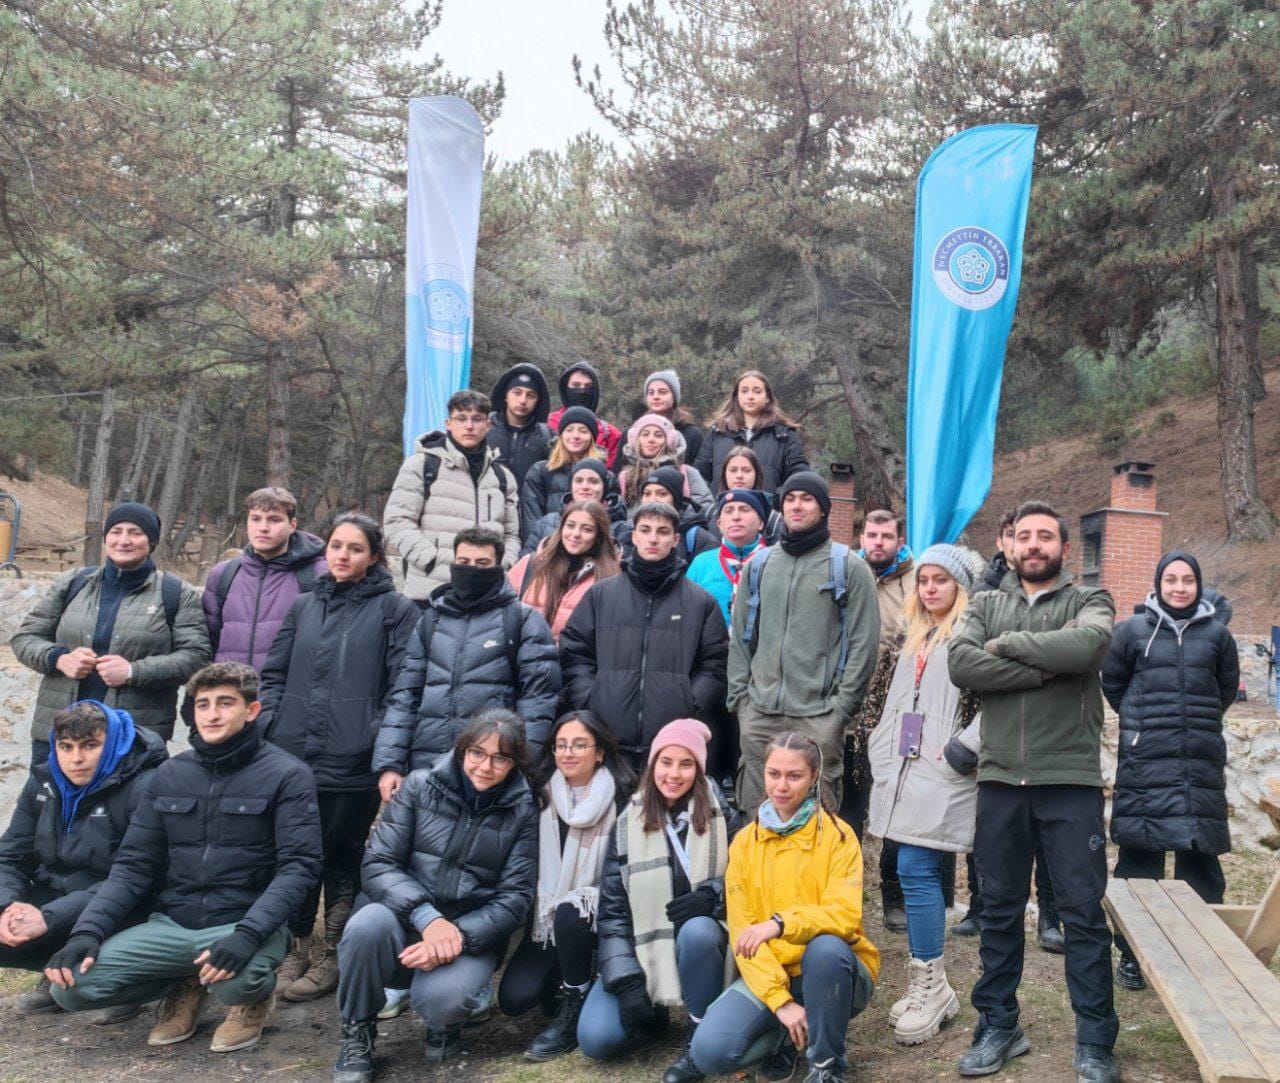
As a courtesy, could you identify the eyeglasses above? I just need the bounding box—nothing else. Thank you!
[553,739,597,754]
[464,746,514,770]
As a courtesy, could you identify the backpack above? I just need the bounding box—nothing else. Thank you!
[211,554,319,625]
[684,525,701,556]
[422,452,511,502]
[741,543,852,691]
[415,601,524,702]
[62,567,183,637]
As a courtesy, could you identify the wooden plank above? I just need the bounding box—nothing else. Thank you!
[1244,864,1280,966]
[1212,904,1259,939]
[1131,880,1280,1079]
[1260,778,1280,828]
[1106,879,1267,1083]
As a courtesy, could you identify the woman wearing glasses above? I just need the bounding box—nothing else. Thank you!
[498,710,636,1059]
[332,710,539,1076]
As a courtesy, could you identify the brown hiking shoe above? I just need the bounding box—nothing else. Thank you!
[210,994,274,1053]
[14,976,60,1015]
[284,944,338,1001]
[275,934,312,986]
[148,976,208,1046]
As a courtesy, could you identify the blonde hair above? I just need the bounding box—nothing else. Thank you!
[546,434,606,473]
[902,574,970,657]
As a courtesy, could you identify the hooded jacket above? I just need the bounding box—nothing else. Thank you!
[1102,594,1239,854]
[383,431,521,601]
[257,566,420,791]
[547,361,624,469]
[559,558,729,761]
[373,581,561,774]
[487,363,553,488]
[361,754,538,954]
[948,569,1115,788]
[693,420,810,497]
[0,727,167,939]
[69,724,321,946]
[202,531,328,672]
[13,566,213,741]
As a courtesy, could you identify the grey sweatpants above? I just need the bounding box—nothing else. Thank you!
[736,700,845,813]
[336,901,497,1027]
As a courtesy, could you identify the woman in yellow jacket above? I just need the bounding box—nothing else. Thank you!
[689,732,879,1083]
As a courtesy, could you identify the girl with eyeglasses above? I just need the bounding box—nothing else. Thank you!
[497,711,636,1059]
[332,710,539,1074]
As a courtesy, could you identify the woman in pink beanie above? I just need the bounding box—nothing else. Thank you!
[579,719,741,1083]
[618,414,713,515]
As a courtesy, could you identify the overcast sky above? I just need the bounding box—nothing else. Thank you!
[427,0,934,161]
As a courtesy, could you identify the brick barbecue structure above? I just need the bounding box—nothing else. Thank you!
[828,462,859,547]
[1080,460,1166,617]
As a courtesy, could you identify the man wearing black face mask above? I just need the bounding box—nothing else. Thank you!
[547,361,624,470]
[373,528,560,802]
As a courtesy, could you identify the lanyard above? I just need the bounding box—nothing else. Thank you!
[718,545,744,586]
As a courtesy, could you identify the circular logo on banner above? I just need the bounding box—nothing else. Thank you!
[416,263,471,336]
[932,226,1011,311]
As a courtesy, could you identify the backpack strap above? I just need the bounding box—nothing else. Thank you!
[742,547,772,656]
[159,573,182,630]
[503,602,523,702]
[493,462,510,497]
[685,525,699,556]
[211,555,242,625]
[520,558,538,599]
[417,605,441,663]
[62,567,94,614]
[421,453,442,502]
[822,544,851,689]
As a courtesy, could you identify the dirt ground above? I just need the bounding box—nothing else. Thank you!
[4,839,1274,1083]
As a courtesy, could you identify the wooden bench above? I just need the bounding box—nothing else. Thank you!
[1104,783,1280,1083]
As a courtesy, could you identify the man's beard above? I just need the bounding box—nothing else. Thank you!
[864,550,894,572]
[1012,551,1063,583]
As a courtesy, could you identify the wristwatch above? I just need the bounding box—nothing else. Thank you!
[771,912,785,936]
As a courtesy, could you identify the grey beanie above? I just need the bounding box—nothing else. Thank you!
[645,369,681,406]
[916,543,977,592]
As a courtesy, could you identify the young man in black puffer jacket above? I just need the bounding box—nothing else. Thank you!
[44,662,321,1055]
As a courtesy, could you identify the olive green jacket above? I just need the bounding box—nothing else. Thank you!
[946,569,1114,788]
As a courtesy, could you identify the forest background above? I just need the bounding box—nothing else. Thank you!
[2,0,1277,563]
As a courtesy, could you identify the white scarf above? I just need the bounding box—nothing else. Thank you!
[533,768,618,945]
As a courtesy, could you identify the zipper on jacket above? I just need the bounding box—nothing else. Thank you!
[447,614,472,720]
[1019,595,1031,785]
[636,595,655,746]
[199,773,218,918]
[246,565,267,665]
[772,558,800,713]
[438,798,501,905]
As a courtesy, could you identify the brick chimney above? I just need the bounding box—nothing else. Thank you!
[1079,460,1166,617]
[828,463,858,547]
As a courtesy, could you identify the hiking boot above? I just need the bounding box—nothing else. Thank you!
[285,943,339,1001]
[951,910,981,937]
[956,1023,1031,1076]
[1037,910,1065,954]
[423,1025,463,1062]
[87,1002,145,1025]
[893,956,959,1045]
[13,976,60,1015]
[463,976,493,1026]
[276,934,313,987]
[148,976,208,1046]
[662,1025,703,1083]
[525,982,585,1061]
[210,994,274,1052]
[334,1019,377,1082]
[756,1042,797,1082]
[377,986,410,1021]
[1116,953,1145,991]
[888,957,923,1025]
[1073,1042,1121,1083]
[882,882,907,932]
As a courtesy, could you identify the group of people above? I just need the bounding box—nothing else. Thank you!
[0,358,1245,1083]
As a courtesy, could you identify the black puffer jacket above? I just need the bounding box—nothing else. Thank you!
[487,363,552,489]
[0,729,167,938]
[560,559,728,762]
[258,567,420,791]
[520,486,628,558]
[70,725,321,946]
[373,581,561,774]
[1102,596,1240,854]
[361,754,538,954]
[693,421,809,497]
[674,419,704,466]
[519,460,577,541]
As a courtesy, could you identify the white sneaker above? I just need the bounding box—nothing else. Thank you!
[377,987,410,1021]
[893,956,959,1045]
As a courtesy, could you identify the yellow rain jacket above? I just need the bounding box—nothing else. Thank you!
[726,809,880,1011]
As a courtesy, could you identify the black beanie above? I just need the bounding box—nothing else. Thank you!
[571,458,610,485]
[558,406,600,441]
[104,501,162,551]
[643,466,687,513]
[779,471,832,516]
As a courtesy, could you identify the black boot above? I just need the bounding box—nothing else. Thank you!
[662,1025,704,1083]
[957,1023,1031,1077]
[333,1019,376,1082]
[423,1026,462,1063]
[951,910,981,937]
[1037,908,1065,954]
[1116,951,1145,990]
[1073,1042,1121,1083]
[882,881,907,933]
[524,983,585,1061]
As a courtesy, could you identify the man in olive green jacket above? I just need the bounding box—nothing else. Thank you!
[728,472,879,812]
[947,501,1120,1083]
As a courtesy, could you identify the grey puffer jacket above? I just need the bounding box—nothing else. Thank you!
[12,567,212,741]
[372,580,561,774]
[361,754,538,955]
[383,432,521,601]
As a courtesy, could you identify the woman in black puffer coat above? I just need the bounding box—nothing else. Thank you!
[334,710,539,1068]
[1101,550,1239,990]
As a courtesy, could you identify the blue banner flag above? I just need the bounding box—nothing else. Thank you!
[403,96,485,456]
[905,124,1037,556]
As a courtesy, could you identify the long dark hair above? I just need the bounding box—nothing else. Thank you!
[524,501,620,620]
[639,751,712,835]
[718,446,764,491]
[452,708,544,807]
[327,512,388,569]
[541,710,636,797]
[706,369,798,434]
[761,731,844,838]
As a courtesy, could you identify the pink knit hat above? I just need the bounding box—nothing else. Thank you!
[648,718,712,773]
[627,412,679,453]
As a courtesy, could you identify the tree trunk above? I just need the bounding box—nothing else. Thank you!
[169,449,217,558]
[265,343,290,487]
[83,389,116,565]
[117,413,154,503]
[222,425,246,530]
[833,353,904,513]
[155,387,198,550]
[1211,169,1276,542]
[70,407,90,488]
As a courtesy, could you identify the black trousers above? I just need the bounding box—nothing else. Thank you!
[1112,845,1225,957]
[965,840,1057,919]
[971,782,1118,1048]
[498,904,596,1017]
[291,788,381,937]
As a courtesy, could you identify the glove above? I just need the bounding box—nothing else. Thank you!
[615,976,656,1030]
[943,735,979,776]
[202,926,260,974]
[46,932,101,974]
[666,885,718,925]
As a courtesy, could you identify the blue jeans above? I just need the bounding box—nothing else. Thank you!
[578,916,727,1061]
[897,842,946,961]
[692,935,875,1074]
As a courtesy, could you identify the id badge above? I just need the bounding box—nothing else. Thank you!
[898,712,924,759]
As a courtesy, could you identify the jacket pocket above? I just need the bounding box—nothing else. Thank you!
[220,797,271,847]
[154,795,200,845]
[155,795,197,815]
